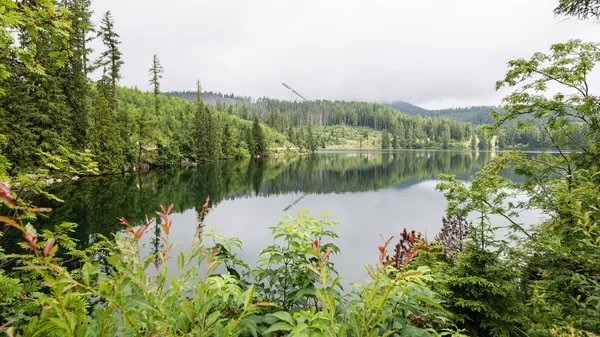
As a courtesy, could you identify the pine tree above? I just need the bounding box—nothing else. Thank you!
[0,28,73,170]
[148,54,164,116]
[86,76,125,173]
[60,0,95,147]
[391,126,399,149]
[397,122,406,148]
[209,114,222,161]
[193,81,210,162]
[406,125,415,148]
[96,11,123,112]
[381,129,391,149]
[137,54,163,167]
[135,104,154,168]
[305,121,316,152]
[444,232,525,336]
[252,115,266,155]
[222,122,240,159]
[287,125,295,144]
[246,129,256,156]
[441,124,451,149]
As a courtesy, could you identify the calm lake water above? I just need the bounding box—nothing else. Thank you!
[40,150,538,284]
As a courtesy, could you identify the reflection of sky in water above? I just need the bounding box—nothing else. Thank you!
[150,180,542,286]
[37,150,546,286]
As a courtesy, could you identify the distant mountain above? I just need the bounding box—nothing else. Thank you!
[384,101,429,116]
[385,101,500,124]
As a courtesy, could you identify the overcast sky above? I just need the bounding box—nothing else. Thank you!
[90,0,600,109]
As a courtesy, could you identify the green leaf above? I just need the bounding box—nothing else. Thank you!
[82,262,91,286]
[268,311,294,326]
[290,322,309,335]
[205,310,220,328]
[244,284,255,311]
[178,251,185,274]
[48,318,71,333]
[263,322,294,334]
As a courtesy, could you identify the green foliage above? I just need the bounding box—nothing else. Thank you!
[95,11,123,111]
[436,169,527,336]
[0,176,463,336]
[0,0,71,96]
[433,37,600,337]
[86,83,126,173]
[251,115,267,155]
[221,123,248,160]
[148,54,164,112]
[194,85,220,162]
[250,211,341,311]
[382,129,391,149]
[167,91,476,149]
[555,0,600,20]
[4,2,288,175]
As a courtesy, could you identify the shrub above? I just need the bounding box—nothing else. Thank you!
[0,181,463,336]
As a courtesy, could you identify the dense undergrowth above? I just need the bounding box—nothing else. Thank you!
[2,1,600,336]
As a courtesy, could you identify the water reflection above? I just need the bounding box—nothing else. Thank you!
[32,150,531,283]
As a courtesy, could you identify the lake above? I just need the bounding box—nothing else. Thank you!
[40,150,536,284]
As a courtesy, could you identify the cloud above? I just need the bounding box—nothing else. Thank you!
[90,0,600,109]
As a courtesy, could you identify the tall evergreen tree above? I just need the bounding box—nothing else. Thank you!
[252,115,266,155]
[287,125,294,144]
[209,114,222,161]
[441,124,451,149]
[391,126,399,149]
[86,74,125,173]
[135,104,154,169]
[381,129,391,149]
[194,81,209,162]
[136,54,163,167]
[246,128,256,156]
[221,123,240,159]
[406,125,415,148]
[96,11,123,112]
[193,80,220,162]
[148,54,164,116]
[61,0,95,147]
[305,121,316,152]
[396,122,406,148]
[1,26,73,170]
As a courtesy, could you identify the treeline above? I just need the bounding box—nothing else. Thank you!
[165,90,253,106]
[168,92,477,149]
[495,123,586,149]
[0,2,280,175]
[170,91,585,150]
[385,101,500,124]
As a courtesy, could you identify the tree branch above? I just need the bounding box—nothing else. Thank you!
[481,199,532,238]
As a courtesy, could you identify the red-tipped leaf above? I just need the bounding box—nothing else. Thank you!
[26,208,52,214]
[43,238,55,257]
[0,216,17,226]
[0,183,15,206]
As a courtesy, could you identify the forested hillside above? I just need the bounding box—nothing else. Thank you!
[168,91,480,149]
[0,4,281,175]
[385,101,499,124]
[168,91,588,150]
